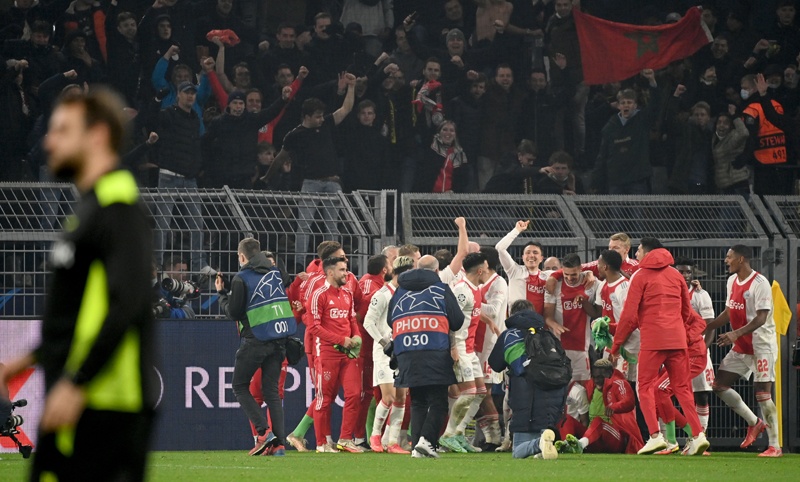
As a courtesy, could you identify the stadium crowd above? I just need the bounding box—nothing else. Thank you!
[1,0,799,196]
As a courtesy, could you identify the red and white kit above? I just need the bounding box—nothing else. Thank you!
[545,277,598,381]
[451,278,484,383]
[309,281,362,445]
[595,277,638,381]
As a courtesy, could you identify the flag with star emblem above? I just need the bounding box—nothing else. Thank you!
[573,7,712,85]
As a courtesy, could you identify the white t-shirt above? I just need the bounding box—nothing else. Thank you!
[363,284,395,351]
[565,383,590,420]
[726,271,776,355]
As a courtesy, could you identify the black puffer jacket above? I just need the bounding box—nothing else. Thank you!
[202,97,287,187]
[155,105,202,178]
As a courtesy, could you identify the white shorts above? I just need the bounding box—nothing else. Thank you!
[454,351,483,383]
[372,347,395,386]
[476,342,497,382]
[692,352,715,392]
[566,349,590,382]
[603,348,638,383]
[718,350,776,383]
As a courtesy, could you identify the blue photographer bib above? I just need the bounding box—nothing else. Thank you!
[390,283,450,354]
[238,269,296,340]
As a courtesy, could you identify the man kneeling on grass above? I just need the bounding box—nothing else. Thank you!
[488,299,563,459]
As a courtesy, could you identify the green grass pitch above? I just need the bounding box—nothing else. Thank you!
[1,451,798,481]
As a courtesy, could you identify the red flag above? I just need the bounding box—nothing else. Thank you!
[573,7,712,85]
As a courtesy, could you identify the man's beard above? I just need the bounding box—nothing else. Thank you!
[384,272,393,282]
[49,153,83,183]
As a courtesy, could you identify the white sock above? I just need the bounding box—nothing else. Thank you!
[717,388,758,425]
[579,437,589,449]
[354,437,365,445]
[448,395,458,414]
[457,388,487,434]
[696,404,709,433]
[326,435,333,445]
[445,389,476,436]
[481,415,501,444]
[503,391,512,442]
[372,400,391,437]
[387,401,405,445]
[757,392,780,448]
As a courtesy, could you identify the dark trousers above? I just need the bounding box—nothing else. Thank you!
[232,337,286,444]
[409,384,449,448]
[31,409,154,482]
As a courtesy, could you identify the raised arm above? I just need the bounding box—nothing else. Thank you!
[332,73,356,125]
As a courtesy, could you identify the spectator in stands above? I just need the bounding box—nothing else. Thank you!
[474,0,512,44]
[62,30,105,85]
[668,95,715,195]
[340,0,394,58]
[151,45,212,133]
[0,60,36,181]
[307,12,350,82]
[104,3,142,106]
[546,0,587,161]
[483,139,541,194]
[0,0,49,43]
[592,69,661,194]
[763,63,799,117]
[447,71,486,192]
[763,1,800,70]
[340,99,388,191]
[253,142,290,191]
[202,86,289,188]
[415,120,466,193]
[260,22,308,80]
[517,65,570,165]
[535,150,583,195]
[197,0,267,77]
[371,63,417,191]
[2,20,64,94]
[723,9,759,64]
[402,13,506,94]
[390,26,423,85]
[712,113,750,196]
[692,34,741,92]
[62,0,106,62]
[428,0,475,47]
[245,88,262,113]
[139,0,203,72]
[152,80,207,274]
[478,63,525,190]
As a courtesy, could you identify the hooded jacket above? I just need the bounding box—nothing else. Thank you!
[612,248,694,353]
[389,269,464,388]
[219,251,276,338]
[489,309,566,434]
[583,370,644,454]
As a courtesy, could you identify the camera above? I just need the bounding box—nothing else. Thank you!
[153,297,171,318]
[1,398,32,458]
[162,278,200,299]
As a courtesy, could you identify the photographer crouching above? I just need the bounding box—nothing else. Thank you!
[216,238,297,456]
[151,257,198,319]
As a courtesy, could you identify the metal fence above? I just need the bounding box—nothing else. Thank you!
[0,184,396,319]
[763,196,800,449]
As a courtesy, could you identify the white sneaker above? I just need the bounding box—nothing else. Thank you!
[414,437,439,459]
[638,433,668,455]
[316,443,339,453]
[685,432,710,456]
[538,429,558,460]
[411,450,425,458]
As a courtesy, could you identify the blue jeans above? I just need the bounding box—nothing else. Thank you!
[154,173,206,272]
[294,179,341,267]
[512,430,544,459]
